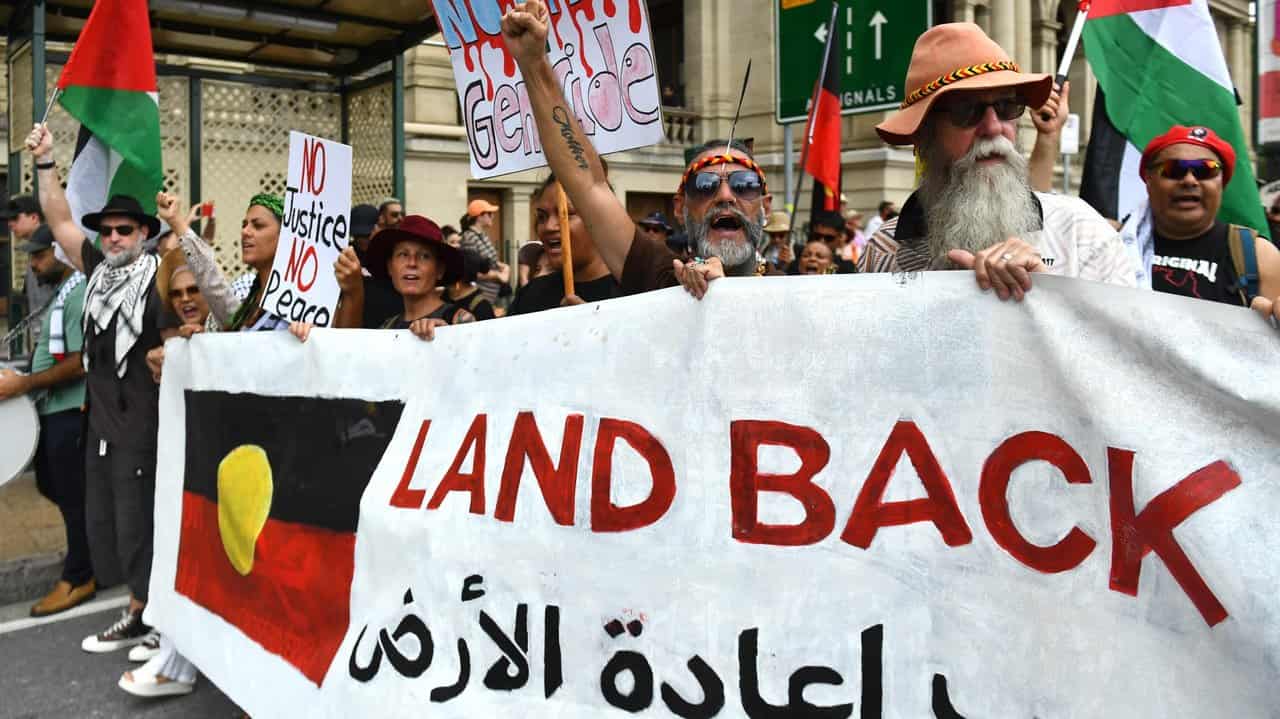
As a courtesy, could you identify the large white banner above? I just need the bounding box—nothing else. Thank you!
[149,274,1280,718]
[430,0,665,178]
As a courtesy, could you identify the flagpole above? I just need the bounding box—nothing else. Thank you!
[1040,0,1089,121]
[788,0,841,242]
[39,87,60,126]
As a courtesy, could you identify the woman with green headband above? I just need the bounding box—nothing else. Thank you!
[153,192,362,333]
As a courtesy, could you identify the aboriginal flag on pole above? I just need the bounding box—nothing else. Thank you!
[805,2,843,217]
[56,0,164,245]
[175,391,404,687]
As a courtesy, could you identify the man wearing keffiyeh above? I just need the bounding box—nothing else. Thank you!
[0,224,94,618]
[27,122,173,653]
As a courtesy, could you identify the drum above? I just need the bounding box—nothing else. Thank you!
[0,361,39,487]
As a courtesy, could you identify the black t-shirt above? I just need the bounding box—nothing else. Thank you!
[1151,221,1245,307]
[380,301,473,329]
[444,286,496,321]
[360,275,403,330]
[81,242,175,453]
[508,270,623,315]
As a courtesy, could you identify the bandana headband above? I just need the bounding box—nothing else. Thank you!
[676,153,769,197]
[248,193,284,220]
[900,60,1021,109]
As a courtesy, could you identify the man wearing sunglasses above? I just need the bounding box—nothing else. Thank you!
[500,1,773,299]
[861,23,1135,299]
[1128,125,1280,316]
[27,123,174,655]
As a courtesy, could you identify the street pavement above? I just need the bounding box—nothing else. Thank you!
[0,589,239,718]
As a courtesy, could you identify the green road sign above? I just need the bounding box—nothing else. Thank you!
[774,0,931,124]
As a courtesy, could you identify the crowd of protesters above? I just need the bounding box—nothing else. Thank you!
[1,0,1278,708]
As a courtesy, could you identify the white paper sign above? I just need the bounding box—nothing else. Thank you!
[149,274,1280,718]
[1060,112,1080,155]
[431,0,666,178]
[260,131,352,327]
[1258,0,1280,145]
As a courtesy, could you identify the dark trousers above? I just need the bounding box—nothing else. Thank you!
[84,432,155,602]
[34,409,93,586]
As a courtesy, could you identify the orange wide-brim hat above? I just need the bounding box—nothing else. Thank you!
[876,23,1054,146]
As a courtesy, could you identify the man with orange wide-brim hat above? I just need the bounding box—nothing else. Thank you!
[858,23,1136,300]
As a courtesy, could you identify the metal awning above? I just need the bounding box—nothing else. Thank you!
[4,0,440,77]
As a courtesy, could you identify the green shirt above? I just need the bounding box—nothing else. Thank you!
[30,276,86,416]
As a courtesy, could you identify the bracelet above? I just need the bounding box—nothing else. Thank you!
[35,160,55,170]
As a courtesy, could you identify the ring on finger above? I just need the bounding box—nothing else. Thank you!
[1000,252,1015,262]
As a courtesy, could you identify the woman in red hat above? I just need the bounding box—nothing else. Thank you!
[361,214,475,337]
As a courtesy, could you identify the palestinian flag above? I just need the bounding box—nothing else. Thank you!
[804,7,842,216]
[175,391,404,687]
[1080,0,1266,230]
[56,0,163,239]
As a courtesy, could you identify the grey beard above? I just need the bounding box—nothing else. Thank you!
[683,204,763,276]
[918,135,1040,268]
[104,242,144,268]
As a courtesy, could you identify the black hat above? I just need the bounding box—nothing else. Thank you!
[18,225,54,254]
[638,211,673,233]
[81,194,162,239]
[351,204,378,237]
[2,195,40,219]
[365,214,463,286]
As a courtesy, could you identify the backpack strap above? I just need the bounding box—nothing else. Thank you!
[1227,224,1261,305]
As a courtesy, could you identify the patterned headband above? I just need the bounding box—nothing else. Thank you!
[900,61,1021,110]
[676,153,770,197]
[248,193,284,220]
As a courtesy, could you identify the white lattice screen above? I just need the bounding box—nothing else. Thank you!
[347,82,395,206]
[200,81,342,278]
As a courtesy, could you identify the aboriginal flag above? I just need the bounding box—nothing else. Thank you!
[805,7,843,216]
[175,391,404,687]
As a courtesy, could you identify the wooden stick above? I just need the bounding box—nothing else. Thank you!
[559,184,575,297]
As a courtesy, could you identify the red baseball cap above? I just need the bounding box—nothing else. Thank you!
[1140,125,1236,185]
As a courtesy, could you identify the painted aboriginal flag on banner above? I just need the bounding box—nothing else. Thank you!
[1080,0,1265,230]
[55,0,164,243]
[175,391,404,686]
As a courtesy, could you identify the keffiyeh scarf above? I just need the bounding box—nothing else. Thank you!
[47,271,86,360]
[83,253,159,377]
[1118,198,1155,289]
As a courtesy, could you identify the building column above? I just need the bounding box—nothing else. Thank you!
[991,0,1018,58]
[683,0,735,141]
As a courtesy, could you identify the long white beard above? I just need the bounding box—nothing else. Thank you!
[918,135,1040,268]
[683,204,762,276]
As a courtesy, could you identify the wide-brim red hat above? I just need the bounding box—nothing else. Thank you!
[364,215,463,286]
[876,23,1053,146]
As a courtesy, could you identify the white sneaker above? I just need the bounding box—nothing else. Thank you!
[81,608,150,653]
[128,631,161,662]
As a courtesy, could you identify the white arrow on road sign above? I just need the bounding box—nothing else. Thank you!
[814,22,828,44]
[869,11,888,61]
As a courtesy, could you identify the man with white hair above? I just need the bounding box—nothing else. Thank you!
[859,23,1135,299]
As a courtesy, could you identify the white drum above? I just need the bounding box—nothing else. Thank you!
[0,361,40,487]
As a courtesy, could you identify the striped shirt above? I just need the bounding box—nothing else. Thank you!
[857,191,1137,287]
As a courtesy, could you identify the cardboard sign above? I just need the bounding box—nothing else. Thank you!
[150,274,1280,717]
[260,131,352,327]
[430,0,666,178]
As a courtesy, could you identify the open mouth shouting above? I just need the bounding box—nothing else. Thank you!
[707,210,746,242]
[178,300,202,324]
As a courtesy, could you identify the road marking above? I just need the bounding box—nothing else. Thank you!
[0,593,129,636]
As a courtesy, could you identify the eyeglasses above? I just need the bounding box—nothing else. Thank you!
[684,170,764,202]
[99,224,137,237]
[1148,158,1222,181]
[936,97,1026,127]
[811,230,842,242]
[676,153,770,200]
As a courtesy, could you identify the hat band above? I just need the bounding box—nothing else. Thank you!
[900,60,1021,110]
[676,154,769,197]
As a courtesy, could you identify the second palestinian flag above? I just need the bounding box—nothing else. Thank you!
[176,391,405,686]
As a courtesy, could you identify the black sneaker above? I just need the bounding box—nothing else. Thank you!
[81,608,150,653]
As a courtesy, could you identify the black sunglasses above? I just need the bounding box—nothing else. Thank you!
[99,224,138,237]
[684,170,764,202]
[1148,158,1222,181]
[937,97,1026,128]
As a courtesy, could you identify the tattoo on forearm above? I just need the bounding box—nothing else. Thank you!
[552,106,590,170]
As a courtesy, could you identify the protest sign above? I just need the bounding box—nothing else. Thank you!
[430,0,665,178]
[149,274,1280,717]
[259,131,352,327]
